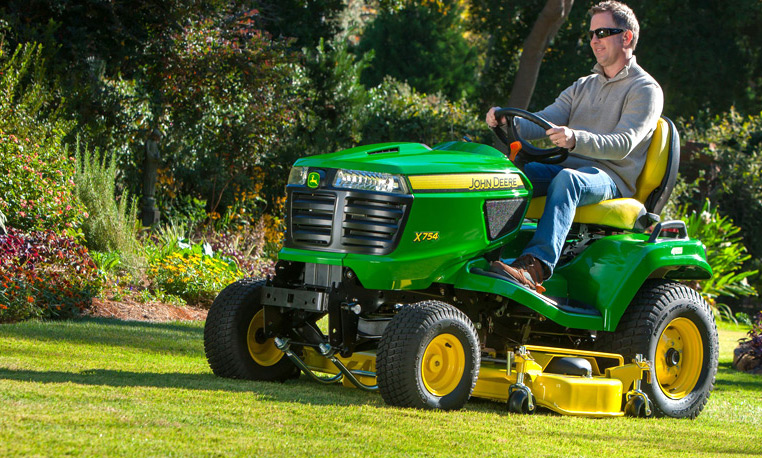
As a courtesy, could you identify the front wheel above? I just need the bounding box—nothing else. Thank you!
[376,301,480,410]
[204,278,298,381]
[597,280,718,418]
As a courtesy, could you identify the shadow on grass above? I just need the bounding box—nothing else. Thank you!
[714,362,762,392]
[0,367,382,407]
[0,317,203,355]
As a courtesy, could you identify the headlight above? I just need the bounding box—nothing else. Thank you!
[287,166,308,185]
[333,169,408,194]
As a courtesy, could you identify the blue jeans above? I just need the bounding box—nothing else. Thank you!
[522,163,620,277]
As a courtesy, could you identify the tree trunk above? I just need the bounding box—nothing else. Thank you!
[507,0,574,109]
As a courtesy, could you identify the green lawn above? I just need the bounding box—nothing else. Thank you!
[0,319,760,457]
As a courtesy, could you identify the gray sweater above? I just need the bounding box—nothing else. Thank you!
[518,56,664,197]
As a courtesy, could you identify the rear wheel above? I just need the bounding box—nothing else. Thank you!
[377,301,480,410]
[597,280,718,418]
[204,278,298,381]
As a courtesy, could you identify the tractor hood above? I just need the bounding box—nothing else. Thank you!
[292,141,514,176]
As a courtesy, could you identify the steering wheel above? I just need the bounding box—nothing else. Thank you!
[491,107,569,165]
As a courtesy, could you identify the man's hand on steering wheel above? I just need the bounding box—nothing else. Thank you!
[546,126,576,150]
[485,106,504,128]
[486,107,570,165]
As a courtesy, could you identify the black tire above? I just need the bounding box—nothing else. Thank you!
[596,279,718,419]
[203,278,298,381]
[376,301,480,410]
[508,389,536,415]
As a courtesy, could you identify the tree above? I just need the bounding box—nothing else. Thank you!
[256,0,345,49]
[508,0,574,109]
[356,2,479,100]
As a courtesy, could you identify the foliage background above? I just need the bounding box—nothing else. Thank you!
[0,0,761,316]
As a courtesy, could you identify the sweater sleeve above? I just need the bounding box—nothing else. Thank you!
[516,82,576,140]
[571,80,664,160]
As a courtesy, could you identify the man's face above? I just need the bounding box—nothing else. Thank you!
[589,11,628,70]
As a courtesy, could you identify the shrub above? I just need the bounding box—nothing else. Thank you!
[680,110,762,260]
[149,244,244,306]
[0,44,85,236]
[74,142,144,273]
[741,311,762,359]
[0,135,87,236]
[356,3,479,100]
[362,77,489,146]
[153,9,298,219]
[0,227,100,322]
[196,219,276,278]
[678,199,757,320]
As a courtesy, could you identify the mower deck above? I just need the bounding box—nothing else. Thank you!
[294,344,651,417]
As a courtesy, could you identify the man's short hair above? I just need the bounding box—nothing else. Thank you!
[589,1,640,51]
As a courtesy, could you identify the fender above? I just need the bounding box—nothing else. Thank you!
[555,233,711,331]
[453,233,710,332]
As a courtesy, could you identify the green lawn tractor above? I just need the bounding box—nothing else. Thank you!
[204,108,718,419]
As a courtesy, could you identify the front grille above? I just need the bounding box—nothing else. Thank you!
[286,189,412,255]
[290,192,336,246]
[342,195,406,251]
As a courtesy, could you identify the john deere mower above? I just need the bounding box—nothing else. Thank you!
[203,108,718,418]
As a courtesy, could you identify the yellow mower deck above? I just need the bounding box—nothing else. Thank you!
[300,345,651,417]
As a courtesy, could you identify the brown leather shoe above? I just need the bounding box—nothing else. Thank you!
[490,255,548,294]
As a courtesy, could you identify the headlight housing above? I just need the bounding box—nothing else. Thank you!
[287,166,308,186]
[334,169,408,194]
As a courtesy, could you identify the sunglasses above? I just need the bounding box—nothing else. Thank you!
[588,28,625,40]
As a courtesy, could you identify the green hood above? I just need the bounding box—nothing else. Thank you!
[293,141,512,176]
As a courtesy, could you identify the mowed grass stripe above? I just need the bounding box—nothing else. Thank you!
[0,319,760,457]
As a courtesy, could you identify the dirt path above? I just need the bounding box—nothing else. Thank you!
[87,296,207,322]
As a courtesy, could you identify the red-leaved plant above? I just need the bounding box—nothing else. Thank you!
[0,227,100,322]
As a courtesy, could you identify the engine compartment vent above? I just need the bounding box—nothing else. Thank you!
[367,147,400,155]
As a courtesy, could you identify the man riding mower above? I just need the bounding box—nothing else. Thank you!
[202,108,718,419]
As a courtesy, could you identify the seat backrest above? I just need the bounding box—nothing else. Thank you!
[632,116,680,215]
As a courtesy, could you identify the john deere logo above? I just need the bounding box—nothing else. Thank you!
[307,172,320,188]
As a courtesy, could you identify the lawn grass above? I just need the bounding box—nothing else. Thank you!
[1,318,760,457]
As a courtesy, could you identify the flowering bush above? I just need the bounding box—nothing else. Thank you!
[198,220,275,278]
[0,44,85,237]
[0,136,86,236]
[0,227,100,322]
[149,245,244,306]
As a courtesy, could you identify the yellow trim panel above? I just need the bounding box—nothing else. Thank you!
[409,173,524,192]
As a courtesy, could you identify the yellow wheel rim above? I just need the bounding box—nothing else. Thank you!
[421,333,465,397]
[655,317,703,399]
[247,309,284,366]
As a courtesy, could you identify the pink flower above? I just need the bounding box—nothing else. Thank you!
[19,211,26,217]
[65,205,72,211]
[83,212,89,218]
